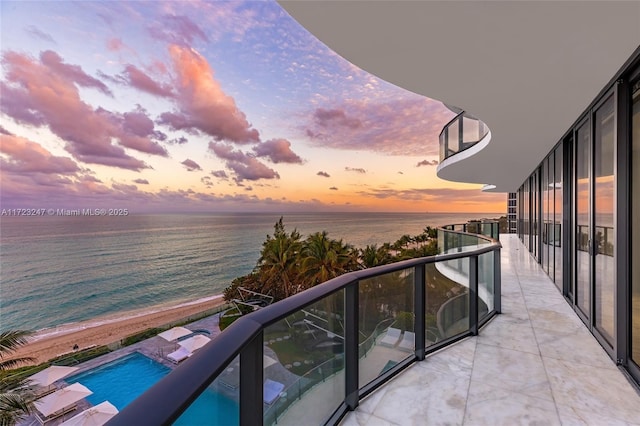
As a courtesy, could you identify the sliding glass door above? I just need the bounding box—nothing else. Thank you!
[631,79,640,367]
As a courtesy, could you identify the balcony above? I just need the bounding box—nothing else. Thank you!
[341,235,640,425]
[438,111,490,167]
[109,224,501,425]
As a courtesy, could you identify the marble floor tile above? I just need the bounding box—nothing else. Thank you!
[370,366,470,425]
[464,380,560,426]
[535,326,617,369]
[476,316,539,355]
[556,403,640,426]
[544,357,640,424]
[470,343,553,401]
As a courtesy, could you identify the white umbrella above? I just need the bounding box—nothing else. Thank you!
[34,383,93,417]
[178,335,210,352]
[29,366,79,387]
[60,401,118,426]
[157,326,192,342]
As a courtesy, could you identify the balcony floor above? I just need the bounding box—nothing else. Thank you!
[341,234,640,425]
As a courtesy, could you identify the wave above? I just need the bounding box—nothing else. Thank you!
[30,294,225,342]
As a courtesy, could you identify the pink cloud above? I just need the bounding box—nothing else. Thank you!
[133,178,149,185]
[149,15,208,46]
[181,159,202,171]
[159,45,260,144]
[1,50,169,170]
[25,26,55,44]
[211,170,228,179]
[0,133,79,175]
[417,159,439,167]
[253,139,303,164]
[40,50,112,95]
[107,38,124,51]
[317,171,330,177]
[123,64,174,98]
[314,108,361,129]
[304,99,455,156]
[209,142,279,181]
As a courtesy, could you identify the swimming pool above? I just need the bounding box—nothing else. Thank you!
[67,352,239,425]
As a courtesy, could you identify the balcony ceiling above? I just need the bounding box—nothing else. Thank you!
[278,1,640,192]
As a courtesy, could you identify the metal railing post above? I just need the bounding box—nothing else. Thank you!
[494,248,502,314]
[469,255,479,336]
[345,283,359,410]
[240,330,263,426]
[414,264,426,361]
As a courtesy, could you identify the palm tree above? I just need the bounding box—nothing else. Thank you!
[0,330,36,426]
[301,231,357,286]
[359,244,393,269]
[258,227,302,299]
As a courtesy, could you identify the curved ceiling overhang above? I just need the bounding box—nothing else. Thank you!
[278,1,640,192]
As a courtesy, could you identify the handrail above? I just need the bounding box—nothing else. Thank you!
[108,223,501,426]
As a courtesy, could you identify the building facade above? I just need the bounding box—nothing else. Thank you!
[517,55,640,383]
[507,193,517,234]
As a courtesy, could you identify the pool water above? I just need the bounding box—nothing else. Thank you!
[67,352,239,425]
[67,352,171,410]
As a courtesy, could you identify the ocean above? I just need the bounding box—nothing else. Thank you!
[0,212,500,334]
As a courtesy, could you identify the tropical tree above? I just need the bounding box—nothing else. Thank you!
[300,231,357,286]
[257,218,302,299]
[359,244,394,269]
[0,330,35,426]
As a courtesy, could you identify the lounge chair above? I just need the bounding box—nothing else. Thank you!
[378,327,402,347]
[35,405,78,425]
[398,331,415,352]
[167,346,192,364]
[263,379,284,405]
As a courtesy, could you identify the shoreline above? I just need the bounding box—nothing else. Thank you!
[13,296,228,365]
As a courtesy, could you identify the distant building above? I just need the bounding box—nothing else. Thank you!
[507,193,517,234]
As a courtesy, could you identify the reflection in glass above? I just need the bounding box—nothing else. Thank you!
[631,82,640,364]
[358,269,414,388]
[174,355,240,426]
[427,258,470,341]
[554,145,563,290]
[263,291,345,425]
[594,96,615,344]
[576,120,590,317]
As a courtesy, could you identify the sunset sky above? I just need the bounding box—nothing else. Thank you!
[0,0,505,213]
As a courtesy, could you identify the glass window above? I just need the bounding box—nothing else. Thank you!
[631,80,640,365]
[594,95,615,344]
[554,144,563,290]
[575,120,590,317]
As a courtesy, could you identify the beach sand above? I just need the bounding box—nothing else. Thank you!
[13,298,228,365]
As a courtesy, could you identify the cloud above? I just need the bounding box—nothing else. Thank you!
[356,187,506,205]
[107,38,124,52]
[0,133,80,175]
[317,171,330,178]
[133,178,149,185]
[314,108,361,129]
[329,186,338,190]
[345,167,366,174]
[0,50,167,170]
[211,170,228,179]
[40,50,112,96]
[253,139,303,164]
[209,142,279,181]
[148,15,208,46]
[25,26,55,43]
[417,159,439,167]
[181,159,202,171]
[303,98,455,156]
[167,136,188,145]
[159,45,260,144]
[201,176,213,187]
[122,64,174,98]
[398,171,404,174]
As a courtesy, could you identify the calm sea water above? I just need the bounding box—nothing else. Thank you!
[0,212,499,333]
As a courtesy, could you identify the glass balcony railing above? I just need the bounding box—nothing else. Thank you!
[439,111,489,163]
[108,222,501,426]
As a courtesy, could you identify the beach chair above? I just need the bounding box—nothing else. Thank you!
[263,379,285,405]
[378,327,402,347]
[167,346,192,364]
[398,331,415,352]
